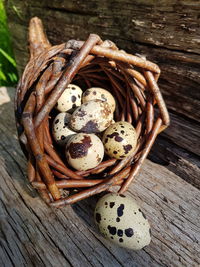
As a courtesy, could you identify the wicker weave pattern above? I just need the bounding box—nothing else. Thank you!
[15,17,170,207]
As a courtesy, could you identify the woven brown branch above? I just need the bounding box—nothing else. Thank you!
[15,17,170,207]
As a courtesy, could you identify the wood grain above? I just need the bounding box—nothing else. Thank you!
[0,87,200,266]
[158,111,200,157]
[3,1,200,264]
[150,135,200,190]
[5,0,200,122]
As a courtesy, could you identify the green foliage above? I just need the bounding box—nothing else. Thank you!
[0,0,18,86]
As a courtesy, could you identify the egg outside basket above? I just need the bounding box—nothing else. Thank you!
[15,17,170,207]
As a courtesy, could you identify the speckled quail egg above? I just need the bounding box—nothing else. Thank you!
[82,87,116,113]
[52,112,76,146]
[56,84,82,112]
[102,121,137,159]
[65,133,104,171]
[94,193,151,250]
[69,99,114,133]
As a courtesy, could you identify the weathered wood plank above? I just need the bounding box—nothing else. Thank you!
[132,44,200,122]
[160,112,200,157]
[150,135,200,189]
[5,0,200,122]
[7,0,200,53]
[0,87,200,266]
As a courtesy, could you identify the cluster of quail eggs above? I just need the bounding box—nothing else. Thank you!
[52,84,138,171]
[52,84,151,250]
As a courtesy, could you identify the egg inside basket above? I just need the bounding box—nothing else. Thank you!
[15,17,169,208]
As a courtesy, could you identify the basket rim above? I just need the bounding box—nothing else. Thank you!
[15,17,170,207]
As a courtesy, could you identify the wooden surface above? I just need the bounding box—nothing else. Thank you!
[3,1,200,266]
[0,86,200,267]
[5,0,200,122]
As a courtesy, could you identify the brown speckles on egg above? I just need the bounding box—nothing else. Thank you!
[61,135,66,140]
[123,144,133,154]
[56,84,82,112]
[96,154,102,163]
[84,90,90,96]
[115,135,123,142]
[109,202,115,208]
[107,132,123,142]
[71,117,76,123]
[52,112,76,146]
[107,225,117,235]
[94,193,151,250]
[66,133,104,170]
[82,87,116,112]
[68,135,92,159]
[80,120,99,133]
[117,204,125,217]
[70,100,113,133]
[71,95,76,103]
[77,109,87,117]
[117,229,123,237]
[101,103,112,118]
[103,121,137,159]
[125,228,134,237]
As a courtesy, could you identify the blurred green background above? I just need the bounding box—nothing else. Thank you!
[0,0,18,86]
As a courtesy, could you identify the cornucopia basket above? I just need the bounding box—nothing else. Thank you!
[15,17,170,208]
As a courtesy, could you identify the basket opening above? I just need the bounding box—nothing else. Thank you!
[46,54,149,179]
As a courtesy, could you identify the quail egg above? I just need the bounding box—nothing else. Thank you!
[66,133,104,171]
[94,193,151,250]
[52,112,76,146]
[82,87,116,113]
[69,99,114,133]
[102,121,137,159]
[56,84,82,112]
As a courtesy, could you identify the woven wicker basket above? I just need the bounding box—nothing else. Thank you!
[15,17,169,207]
